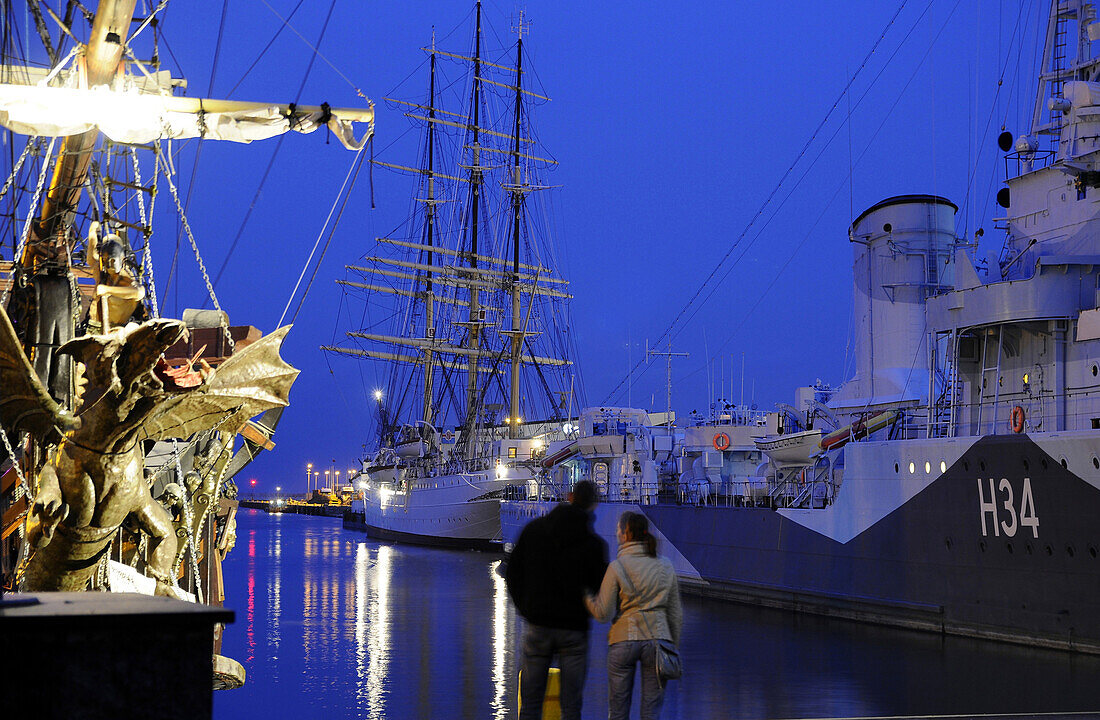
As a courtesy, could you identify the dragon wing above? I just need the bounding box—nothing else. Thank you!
[138,325,300,442]
[0,304,78,443]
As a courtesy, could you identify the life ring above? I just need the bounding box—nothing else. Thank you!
[713,432,731,451]
[1010,405,1026,434]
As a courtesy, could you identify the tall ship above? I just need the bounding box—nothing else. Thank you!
[505,1,1100,653]
[330,5,581,550]
[0,0,372,688]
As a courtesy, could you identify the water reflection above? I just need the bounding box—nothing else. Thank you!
[490,559,507,720]
[215,510,1100,719]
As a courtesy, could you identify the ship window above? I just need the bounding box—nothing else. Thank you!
[924,461,931,474]
[508,447,517,458]
[1092,364,1098,377]
[908,462,915,474]
[940,461,947,473]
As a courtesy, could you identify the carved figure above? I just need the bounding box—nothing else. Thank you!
[0,306,297,594]
[86,221,146,332]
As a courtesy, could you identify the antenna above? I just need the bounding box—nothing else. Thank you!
[647,339,688,428]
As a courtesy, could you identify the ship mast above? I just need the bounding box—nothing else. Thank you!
[506,17,527,439]
[31,0,138,251]
[422,32,438,427]
[463,0,485,452]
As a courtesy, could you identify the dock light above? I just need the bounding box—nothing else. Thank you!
[250,479,257,486]
[276,486,281,492]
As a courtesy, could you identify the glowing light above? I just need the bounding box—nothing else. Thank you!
[1023,373,1030,384]
[940,461,947,473]
[530,437,544,451]
[373,389,384,401]
[250,478,257,486]
[908,462,915,474]
[924,462,931,474]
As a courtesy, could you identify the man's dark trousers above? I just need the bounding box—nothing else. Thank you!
[519,624,587,720]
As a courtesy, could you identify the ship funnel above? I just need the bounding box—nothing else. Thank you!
[832,195,957,414]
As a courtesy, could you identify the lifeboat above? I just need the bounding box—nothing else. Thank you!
[819,410,898,451]
[541,441,579,468]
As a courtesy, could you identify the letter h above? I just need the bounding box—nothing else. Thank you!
[977,477,999,537]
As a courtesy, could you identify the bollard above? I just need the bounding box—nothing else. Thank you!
[517,666,561,720]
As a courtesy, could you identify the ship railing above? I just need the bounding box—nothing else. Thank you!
[918,386,1100,439]
[1004,149,1057,177]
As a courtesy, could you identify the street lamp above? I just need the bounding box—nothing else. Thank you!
[324,469,330,492]
[306,462,312,495]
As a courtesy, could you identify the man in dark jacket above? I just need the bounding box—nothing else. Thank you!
[506,480,608,720]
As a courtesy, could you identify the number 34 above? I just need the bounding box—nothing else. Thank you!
[977,477,1039,538]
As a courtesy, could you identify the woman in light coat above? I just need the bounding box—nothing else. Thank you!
[586,511,682,720]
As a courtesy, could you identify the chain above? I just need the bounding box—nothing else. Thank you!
[170,439,203,602]
[2,138,55,308]
[0,136,37,204]
[156,146,234,352]
[0,422,29,499]
[131,148,160,318]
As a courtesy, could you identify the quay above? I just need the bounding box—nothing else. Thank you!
[239,497,346,518]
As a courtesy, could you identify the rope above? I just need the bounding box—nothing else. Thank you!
[258,0,370,100]
[600,1,912,405]
[278,144,367,327]
[157,146,234,352]
[127,0,170,44]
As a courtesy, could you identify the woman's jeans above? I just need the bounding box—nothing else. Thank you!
[607,640,665,720]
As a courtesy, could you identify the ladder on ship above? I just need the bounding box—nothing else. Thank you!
[975,326,1005,434]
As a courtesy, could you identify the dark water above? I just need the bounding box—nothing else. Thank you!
[214,509,1100,719]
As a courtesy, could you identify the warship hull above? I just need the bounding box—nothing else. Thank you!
[503,432,1100,652]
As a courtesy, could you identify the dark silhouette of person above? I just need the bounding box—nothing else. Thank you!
[506,480,608,720]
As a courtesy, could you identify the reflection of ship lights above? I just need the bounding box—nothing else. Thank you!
[490,560,508,719]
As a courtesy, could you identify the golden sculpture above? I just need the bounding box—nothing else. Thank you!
[0,306,297,594]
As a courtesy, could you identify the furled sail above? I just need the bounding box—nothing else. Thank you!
[0,84,373,149]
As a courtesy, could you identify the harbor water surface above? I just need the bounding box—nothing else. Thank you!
[214,509,1100,719]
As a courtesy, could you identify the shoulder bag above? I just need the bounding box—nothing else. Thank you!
[613,559,682,681]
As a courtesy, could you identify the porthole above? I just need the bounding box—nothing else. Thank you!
[924,461,931,474]
[940,461,947,473]
[1045,545,1054,556]
[945,537,953,550]
[1090,546,1097,559]
[979,460,986,472]
[1093,363,1099,377]
[1041,458,1048,469]
[1026,542,1034,555]
[1061,458,1069,469]
[1093,457,1099,470]
[979,541,987,552]
[1067,545,1076,558]
[894,462,899,473]
[963,461,970,472]
[908,462,915,474]
[1006,542,1014,554]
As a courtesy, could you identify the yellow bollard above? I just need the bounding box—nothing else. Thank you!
[517,666,561,720]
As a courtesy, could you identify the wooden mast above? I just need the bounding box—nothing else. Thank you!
[463,0,484,454]
[32,0,138,255]
[422,31,438,427]
[507,24,525,439]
